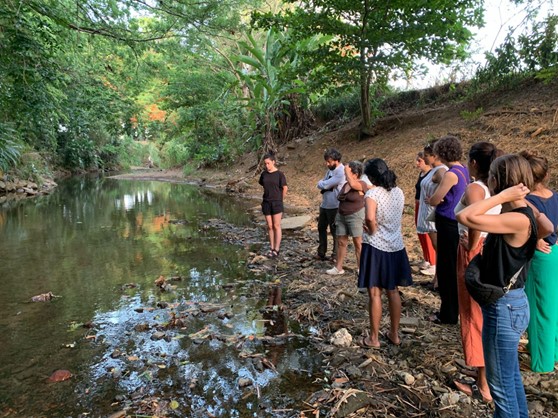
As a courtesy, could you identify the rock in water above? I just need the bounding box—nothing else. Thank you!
[31,292,56,302]
[48,370,72,382]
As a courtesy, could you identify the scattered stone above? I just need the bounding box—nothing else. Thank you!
[134,323,150,332]
[110,350,122,359]
[48,370,72,382]
[440,392,460,406]
[432,386,449,394]
[31,292,57,302]
[238,378,252,388]
[345,365,362,379]
[330,328,352,347]
[399,317,420,327]
[281,215,312,230]
[400,372,415,385]
[151,331,166,341]
[528,400,545,414]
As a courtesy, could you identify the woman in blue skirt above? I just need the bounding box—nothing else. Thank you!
[358,158,412,348]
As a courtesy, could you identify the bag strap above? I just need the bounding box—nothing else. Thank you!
[503,265,524,293]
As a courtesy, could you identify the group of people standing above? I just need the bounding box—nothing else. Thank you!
[259,141,558,418]
[412,136,558,416]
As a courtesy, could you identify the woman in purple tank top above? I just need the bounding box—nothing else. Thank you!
[428,136,469,324]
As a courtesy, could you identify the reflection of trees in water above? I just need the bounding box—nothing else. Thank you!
[263,286,287,366]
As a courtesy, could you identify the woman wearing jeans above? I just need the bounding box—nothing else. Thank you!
[457,154,552,417]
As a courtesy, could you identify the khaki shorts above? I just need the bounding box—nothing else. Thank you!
[335,208,364,237]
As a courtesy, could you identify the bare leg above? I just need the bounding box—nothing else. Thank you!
[264,215,275,250]
[428,231,438,251]
[477,367,492,401]
[353,236,362,268]
[271,212,283,252]
[427,231,438,288]
[335,235,348,271]
[386,288,401,345]
[365,287,382,347]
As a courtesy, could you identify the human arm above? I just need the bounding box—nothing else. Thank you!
[462,183,486,251]
[428,170,458,206]
[344,166,366,192]
[317,167,344,190]
[282,185,288,199]
[364,196,378,235]
[456,184,532,236]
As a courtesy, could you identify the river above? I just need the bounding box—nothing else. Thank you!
[0,176,319,417]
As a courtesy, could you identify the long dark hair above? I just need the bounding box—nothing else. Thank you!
[469,142,502,183]
[364,158,397,191]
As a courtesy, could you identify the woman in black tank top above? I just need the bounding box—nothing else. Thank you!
[456,154,552,418]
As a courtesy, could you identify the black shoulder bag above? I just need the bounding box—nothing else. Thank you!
[465,254,524,307]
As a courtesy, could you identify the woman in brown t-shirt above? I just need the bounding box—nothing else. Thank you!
[327,161,367,275]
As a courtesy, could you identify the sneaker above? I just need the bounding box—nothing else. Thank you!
[326,266,345,275]
[420,265,436,276]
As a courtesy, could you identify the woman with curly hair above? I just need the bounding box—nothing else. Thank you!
[358,158,412,348]
[428,135,469,324]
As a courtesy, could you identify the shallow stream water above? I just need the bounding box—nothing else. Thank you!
[0,176,320,417]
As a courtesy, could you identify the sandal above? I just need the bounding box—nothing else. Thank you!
[454,380,492,403]
[271,249,279,258]
[359,336,380,349]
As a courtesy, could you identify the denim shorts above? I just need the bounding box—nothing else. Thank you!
[335,208,364,237]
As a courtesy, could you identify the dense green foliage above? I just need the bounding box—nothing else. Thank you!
[0,0,556,175]
[254,0,485,135]
[474,15,558,90]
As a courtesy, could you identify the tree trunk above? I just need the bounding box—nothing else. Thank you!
[359,70,375,139]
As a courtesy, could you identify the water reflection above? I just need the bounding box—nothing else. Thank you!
[0,176,320,417]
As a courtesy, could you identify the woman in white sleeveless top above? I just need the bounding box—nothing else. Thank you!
[417,143,447,279]
[454,142,502,402]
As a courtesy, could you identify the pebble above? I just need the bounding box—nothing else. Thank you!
[151,331,166,341]
[528,400,545,414]
[400,372,415,386]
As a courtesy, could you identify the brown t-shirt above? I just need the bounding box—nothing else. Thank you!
[337,181,366,215]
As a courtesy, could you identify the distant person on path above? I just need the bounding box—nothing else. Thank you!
[520,150,558,373]
[315,148,345,262]
[326,161,367,275]
[428,136,469,324]
[414,151,436,274]
[259,154,288,258]
[456,154,551,418]
[358,158,412,348]
[454,142,502,402]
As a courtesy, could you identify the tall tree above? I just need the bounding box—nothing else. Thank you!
[255,0,484,136]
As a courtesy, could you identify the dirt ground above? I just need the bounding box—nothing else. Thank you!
[115,78,558,417]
